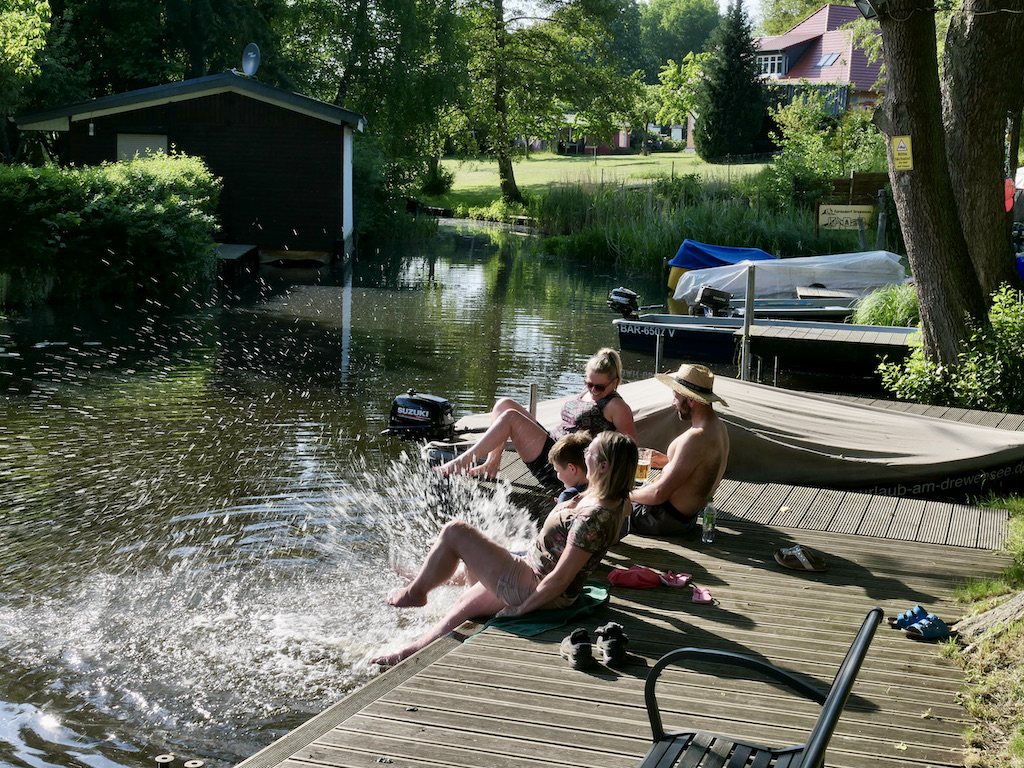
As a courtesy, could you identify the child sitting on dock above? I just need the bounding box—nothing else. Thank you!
[436,347,637,494]
[550,431,592,503]
[372,430,637,666]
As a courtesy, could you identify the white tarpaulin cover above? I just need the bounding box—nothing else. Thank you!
[456,377,1024,500]
[672,251,907,304]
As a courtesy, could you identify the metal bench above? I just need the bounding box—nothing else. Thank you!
[639,606,883,768]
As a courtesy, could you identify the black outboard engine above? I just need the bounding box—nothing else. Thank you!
[694,284,733,317]
[607,286,640,318]
[382,389,456,442]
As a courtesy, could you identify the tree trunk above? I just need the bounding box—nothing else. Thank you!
[490,0,523,204]
[942,0,1024,298]
[496,148,523,204]
[955,590,1024,652]
[334,0,370,106]
[872,0,988,366]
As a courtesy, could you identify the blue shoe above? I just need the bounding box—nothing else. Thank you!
[904,614,953,640]
[887,605,928,629]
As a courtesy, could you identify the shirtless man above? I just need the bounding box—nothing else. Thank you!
[626,363,730,537]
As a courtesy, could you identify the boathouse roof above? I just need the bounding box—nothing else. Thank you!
[14,71,365,132]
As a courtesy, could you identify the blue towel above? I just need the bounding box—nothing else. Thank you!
[466,583,609,640]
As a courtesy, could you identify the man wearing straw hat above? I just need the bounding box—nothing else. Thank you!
[626,363,730,537]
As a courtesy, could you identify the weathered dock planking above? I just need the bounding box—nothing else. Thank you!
[235,464,1010,768]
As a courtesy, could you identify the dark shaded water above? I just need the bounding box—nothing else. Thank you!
[0,224,672,768]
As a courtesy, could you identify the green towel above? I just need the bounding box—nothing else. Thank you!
[466,583,609,640]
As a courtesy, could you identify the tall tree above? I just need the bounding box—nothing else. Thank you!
[870,0,1024,365]
[655,52,706,128]
[693,0,763,160]
[942,0,1024,297]
[639,0,719,83]
[0,0,49,162]
[460,0,630,204]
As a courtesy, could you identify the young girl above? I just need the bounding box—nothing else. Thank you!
[373,431,638,665]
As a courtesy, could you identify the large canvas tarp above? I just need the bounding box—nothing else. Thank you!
[667,239,776,270]
[672,251,907,304]
[455,377,1024,501]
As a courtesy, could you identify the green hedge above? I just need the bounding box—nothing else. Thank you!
[0,153,220,306]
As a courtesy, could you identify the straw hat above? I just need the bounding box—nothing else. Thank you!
[655,363,729,407]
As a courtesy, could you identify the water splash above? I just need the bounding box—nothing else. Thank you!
[0,451,539,768]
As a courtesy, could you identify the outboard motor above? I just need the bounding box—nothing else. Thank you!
[607,287,640,318]
[694,284,733,317]
[382,389,456,442]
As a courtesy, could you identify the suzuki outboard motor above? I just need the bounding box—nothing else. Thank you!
[382,389,456,442]
[607,286,640,318]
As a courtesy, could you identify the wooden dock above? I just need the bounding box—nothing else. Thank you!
[235,466,1009,768]
[746,322,915,375]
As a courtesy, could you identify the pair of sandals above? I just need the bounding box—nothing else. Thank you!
[559,622,629,670]
[887,604,955,640]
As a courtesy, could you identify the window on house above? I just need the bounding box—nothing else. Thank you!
[757,54,787,76]
[116,134,168,161]
[816,52,840,67]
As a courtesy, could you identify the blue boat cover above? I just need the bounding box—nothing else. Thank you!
[668,239,776,270]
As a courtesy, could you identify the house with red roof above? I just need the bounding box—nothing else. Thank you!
[685,4,883,152]
[755,4,883,111]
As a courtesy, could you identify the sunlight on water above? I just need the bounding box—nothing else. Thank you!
[0,451,538,768]
[0,224,657,768]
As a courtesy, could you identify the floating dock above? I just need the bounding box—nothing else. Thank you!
[235,472,1009,768]
[233,384,1016,768]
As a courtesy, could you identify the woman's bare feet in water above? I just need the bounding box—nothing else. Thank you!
[434,455,500,480]
[370,648,410,667]
[386,584,427,608]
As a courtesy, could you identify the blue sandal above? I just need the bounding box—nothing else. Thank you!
[887,605,928,629]
[904,614,953,640]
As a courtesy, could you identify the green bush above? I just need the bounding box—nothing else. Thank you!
[878,285,1024,412]
[419,161,455,196]
[853,283,919,327]
[0,153,219,306]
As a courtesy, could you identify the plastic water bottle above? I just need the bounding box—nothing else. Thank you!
[701,498,716,544]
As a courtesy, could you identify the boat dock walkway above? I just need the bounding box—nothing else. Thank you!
[235,461,1009,768]
[746,322,916,367]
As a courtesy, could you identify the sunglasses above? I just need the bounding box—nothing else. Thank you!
[585,377,615,393]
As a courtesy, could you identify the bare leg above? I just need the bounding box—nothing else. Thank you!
[387,520,515,608]
[372,582,505,666]
[437,400,550,478]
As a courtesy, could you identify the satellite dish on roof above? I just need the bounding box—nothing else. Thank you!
[242,43,261,77]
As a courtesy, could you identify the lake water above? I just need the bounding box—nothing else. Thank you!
[0,223,677,768]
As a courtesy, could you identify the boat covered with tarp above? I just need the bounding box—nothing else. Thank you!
[672,250,908,306]
[455,377,1024,501]
[668,239,777,271]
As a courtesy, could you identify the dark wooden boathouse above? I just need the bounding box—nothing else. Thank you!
[14,71,365,258]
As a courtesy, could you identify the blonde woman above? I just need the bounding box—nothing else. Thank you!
[437,347,637,493]
[374,431,638,665]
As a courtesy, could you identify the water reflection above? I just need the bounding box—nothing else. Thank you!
[0,224,665,768]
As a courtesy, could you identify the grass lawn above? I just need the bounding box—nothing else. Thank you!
[426,151,769,211]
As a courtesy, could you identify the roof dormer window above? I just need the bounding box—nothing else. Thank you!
[757,54,787,76]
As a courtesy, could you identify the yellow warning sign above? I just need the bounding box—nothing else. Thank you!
[893,135,913,171]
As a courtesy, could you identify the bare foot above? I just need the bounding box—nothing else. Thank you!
[370,649,408,667]
[463,461,500,481]
[387,585,427,608]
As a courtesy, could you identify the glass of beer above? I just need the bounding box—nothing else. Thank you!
[635,448,651,483]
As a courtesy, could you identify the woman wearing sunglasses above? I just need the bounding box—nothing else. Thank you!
[437,347,636,493]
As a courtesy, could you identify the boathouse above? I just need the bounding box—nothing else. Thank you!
[14,71,365,258]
